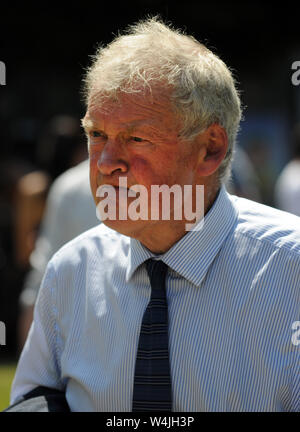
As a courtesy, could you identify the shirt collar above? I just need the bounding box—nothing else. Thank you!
[126,186,238,286]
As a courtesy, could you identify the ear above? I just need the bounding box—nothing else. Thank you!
[195,124,228,177]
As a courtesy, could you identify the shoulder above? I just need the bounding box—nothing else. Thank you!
[41,159,97,236]
[48,160,90,201]
[231,194,300,256]
[49,223,130,271]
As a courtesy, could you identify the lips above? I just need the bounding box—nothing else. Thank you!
[97,184,129,191]
[96,176,130,190]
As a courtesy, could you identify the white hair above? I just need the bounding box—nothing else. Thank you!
[83,17,242,183]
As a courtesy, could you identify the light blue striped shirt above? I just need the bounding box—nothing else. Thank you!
[11,186,300,411]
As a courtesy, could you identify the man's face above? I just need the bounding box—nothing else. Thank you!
[83,87,203,239]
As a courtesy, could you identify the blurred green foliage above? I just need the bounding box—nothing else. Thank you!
[0,364,16,411]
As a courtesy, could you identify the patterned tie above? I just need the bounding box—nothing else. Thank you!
[132,259,172,412]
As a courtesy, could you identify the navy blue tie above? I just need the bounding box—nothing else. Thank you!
[132,259,172,412]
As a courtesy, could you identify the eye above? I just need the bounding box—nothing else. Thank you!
[130,136,145,143]
[91,131,106,138]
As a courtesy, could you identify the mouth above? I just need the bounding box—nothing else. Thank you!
[97,184,129,191]
[96,177,130,190]
[95,184,132,201]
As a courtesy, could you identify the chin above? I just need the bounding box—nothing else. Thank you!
[101,218,146,238]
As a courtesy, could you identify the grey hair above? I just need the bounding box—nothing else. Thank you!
[83,17,242,183]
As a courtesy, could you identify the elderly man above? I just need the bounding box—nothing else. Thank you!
[8,18,300,412]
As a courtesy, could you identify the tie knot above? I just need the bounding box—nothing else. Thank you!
[145,259,168,291]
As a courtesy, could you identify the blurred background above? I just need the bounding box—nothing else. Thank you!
[0,0,300,409]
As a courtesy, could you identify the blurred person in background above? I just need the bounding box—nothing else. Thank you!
[17,159,98,351]
[14,171,50,271]
[226,144,262,202]
[0,158,37,359]
[246,138,276,206]
[36,115,88,181]
[13,113,88,274]
[4,114,90,356]
[274,122,300,216]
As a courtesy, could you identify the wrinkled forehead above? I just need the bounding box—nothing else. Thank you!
[85,87,181,129]
[88,81,173,110]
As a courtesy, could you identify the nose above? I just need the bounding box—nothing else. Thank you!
[97,139,128,176]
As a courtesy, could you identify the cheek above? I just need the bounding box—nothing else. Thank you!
[130,156,165,187]
[89,156,99,193]
[130,156,149,178]
[89,149,102,175]
[89,149,100,164]
[130,154,178,186]
[89,156,96,178]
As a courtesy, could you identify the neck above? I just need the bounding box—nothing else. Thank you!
[137,183,220,254]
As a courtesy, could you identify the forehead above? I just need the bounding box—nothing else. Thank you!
[85,88,180,131]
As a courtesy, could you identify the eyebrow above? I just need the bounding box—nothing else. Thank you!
[81,117,157,133]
